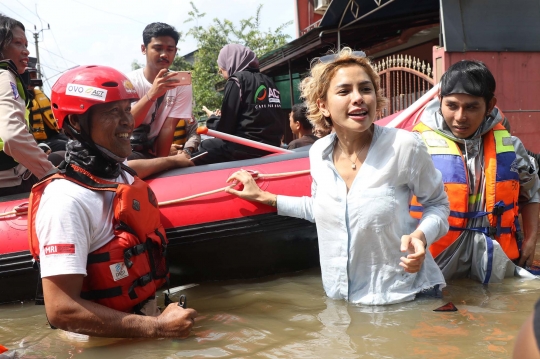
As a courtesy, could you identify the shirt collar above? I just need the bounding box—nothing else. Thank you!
[320,132,337,160]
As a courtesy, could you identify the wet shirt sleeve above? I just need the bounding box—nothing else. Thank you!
[277,177,316,223]
[408,134,450,245]
[36,185,92,277]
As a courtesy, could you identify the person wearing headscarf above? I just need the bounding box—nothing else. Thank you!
[194,44,284,165]
[411,60,540,283]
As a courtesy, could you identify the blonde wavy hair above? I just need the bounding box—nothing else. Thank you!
[300,47,387,130]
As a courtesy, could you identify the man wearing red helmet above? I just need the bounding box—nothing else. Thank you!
[27,65,197,338]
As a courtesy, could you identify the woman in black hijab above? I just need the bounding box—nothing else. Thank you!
[193,44,284,165]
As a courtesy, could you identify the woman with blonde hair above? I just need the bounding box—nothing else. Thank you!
[226,48,450,305]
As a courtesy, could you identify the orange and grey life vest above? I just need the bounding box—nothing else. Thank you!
[173,118,187,146]
[410,122,520,260]
[28,164,169,313]
[28,89,60,141]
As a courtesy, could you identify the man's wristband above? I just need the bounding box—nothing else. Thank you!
[268,194,277,207]
[184,147,193,156]
[146,93,156,102]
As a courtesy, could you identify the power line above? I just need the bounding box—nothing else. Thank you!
[71,0,146,25]
[50,31,69,68]
[42,65,79,81]
[14,0,40,22]
[12,2,71,70]
[28,40,79,66]
[0,3,35,24]
[40,62,66,74]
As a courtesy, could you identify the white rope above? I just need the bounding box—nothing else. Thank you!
[0,203,28,217]
[0,170,312,214]
[158,185,235,207]
[158,169,311,207]
[0,210,18,218]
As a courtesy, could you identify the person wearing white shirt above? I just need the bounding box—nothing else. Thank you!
[226,48,450,305]
[128,22,193,160]
[31,64,196,338]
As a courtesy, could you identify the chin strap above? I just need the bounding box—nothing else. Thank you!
[65,140,123,179]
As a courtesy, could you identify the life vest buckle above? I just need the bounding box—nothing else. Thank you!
[123,243,147,269]
[488,226,497,237]
[128,273,153,300]
[492,202,505,216]
[137,273,152,287]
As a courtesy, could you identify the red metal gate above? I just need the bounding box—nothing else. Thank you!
[375,55,434,117]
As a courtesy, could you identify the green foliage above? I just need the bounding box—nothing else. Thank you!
[131,60,142,71]
[170,55,193,72]
[183,1,292,116]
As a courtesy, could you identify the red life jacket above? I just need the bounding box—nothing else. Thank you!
[410,122,521,260]
[28,164,169,313]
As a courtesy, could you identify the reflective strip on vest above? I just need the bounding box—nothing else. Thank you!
[410,122,520,259]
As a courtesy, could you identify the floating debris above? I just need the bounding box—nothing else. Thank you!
[433,302,458,312]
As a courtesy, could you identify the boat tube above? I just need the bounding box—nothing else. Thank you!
[0,149,317,304]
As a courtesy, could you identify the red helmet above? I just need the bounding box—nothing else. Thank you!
[51,65,139,128]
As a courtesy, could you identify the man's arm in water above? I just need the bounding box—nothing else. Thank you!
[42,274,197,338]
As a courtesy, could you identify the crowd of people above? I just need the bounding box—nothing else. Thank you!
[1,11,540,351]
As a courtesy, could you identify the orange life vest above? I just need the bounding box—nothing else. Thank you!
[410,122,520,260]
[28,164,169,313]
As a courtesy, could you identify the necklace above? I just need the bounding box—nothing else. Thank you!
[337,133,372,170]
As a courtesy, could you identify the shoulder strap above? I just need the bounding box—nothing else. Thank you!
[121,162,137,177]
[149,94,166,125]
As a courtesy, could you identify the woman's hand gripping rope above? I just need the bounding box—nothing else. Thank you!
[225,169,277,206]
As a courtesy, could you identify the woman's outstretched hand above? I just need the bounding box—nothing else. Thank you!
[225,169,276,205]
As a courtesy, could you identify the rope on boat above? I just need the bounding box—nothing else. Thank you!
[158,169,311,207]
[0,202,28,218]
[0,170,312,215]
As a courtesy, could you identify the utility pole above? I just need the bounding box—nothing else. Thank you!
[31,23,50,91]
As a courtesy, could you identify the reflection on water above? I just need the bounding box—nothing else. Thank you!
[1,267,540,358]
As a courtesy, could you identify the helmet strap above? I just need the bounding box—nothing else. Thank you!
[64,113,125,179]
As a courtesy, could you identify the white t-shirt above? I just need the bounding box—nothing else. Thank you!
[127,68,193,139]
[36,170,135,278]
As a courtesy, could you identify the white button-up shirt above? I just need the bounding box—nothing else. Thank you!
[278,126,449,305]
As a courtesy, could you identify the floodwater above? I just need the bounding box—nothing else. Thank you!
[1,265,540,358]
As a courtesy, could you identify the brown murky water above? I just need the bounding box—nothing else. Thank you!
[1,265,540,359]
